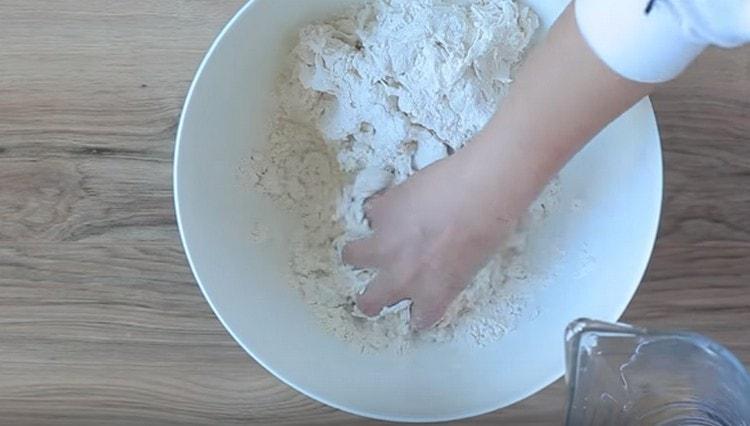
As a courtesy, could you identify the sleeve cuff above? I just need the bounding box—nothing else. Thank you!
[575,0,706,83]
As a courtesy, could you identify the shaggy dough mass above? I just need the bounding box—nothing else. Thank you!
[243,0,560,351]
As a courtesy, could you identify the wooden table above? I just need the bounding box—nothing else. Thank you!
[2,2,748,424]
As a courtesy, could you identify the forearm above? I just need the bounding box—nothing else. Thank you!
[491,3,655,174]
[459,4,654,221]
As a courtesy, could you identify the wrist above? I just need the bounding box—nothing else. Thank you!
[445,132,549,234]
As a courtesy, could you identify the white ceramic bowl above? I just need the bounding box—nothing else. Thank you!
[174,0,662,421]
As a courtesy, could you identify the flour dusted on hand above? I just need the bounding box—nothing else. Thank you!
[245,0,555,351]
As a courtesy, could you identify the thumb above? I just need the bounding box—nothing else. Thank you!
[409,289,455,331]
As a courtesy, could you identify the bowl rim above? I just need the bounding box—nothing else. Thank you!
[173,0,664,421]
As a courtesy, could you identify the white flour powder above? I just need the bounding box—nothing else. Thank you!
[243,0,560,351]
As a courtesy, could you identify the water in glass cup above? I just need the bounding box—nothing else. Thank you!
[564,319,750,425]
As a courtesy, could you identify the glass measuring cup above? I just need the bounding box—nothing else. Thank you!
[564,319,750,425]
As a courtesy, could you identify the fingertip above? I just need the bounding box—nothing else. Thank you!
[410,307,439,331]
[356,276,408,318]
[342,238,374,268]
[363,192,382,214]
[410,298,451,331]
[356,291,383,317]
[363,192,386,228]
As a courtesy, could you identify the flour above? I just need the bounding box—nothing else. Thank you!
[243,0,558,351]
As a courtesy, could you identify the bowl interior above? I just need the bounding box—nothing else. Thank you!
[174,0,662,421]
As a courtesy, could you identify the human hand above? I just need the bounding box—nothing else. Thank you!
[342,139,534,330]
[343,2,657,330]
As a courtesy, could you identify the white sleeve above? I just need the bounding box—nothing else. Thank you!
[575,0,750,83]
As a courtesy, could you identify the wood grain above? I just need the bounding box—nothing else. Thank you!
[1,1,749,424]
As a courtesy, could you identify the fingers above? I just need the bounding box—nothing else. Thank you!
[363,191,383,213]
[363,192,384,228]
[341,193,386,269]
[349,256,467,330]
[341,237,379,269]
[356,274,407,317]
[409,273,465,331]
[348,248,468,329]
[410,297,452,331]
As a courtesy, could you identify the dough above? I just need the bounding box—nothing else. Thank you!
[244,0,560,351]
